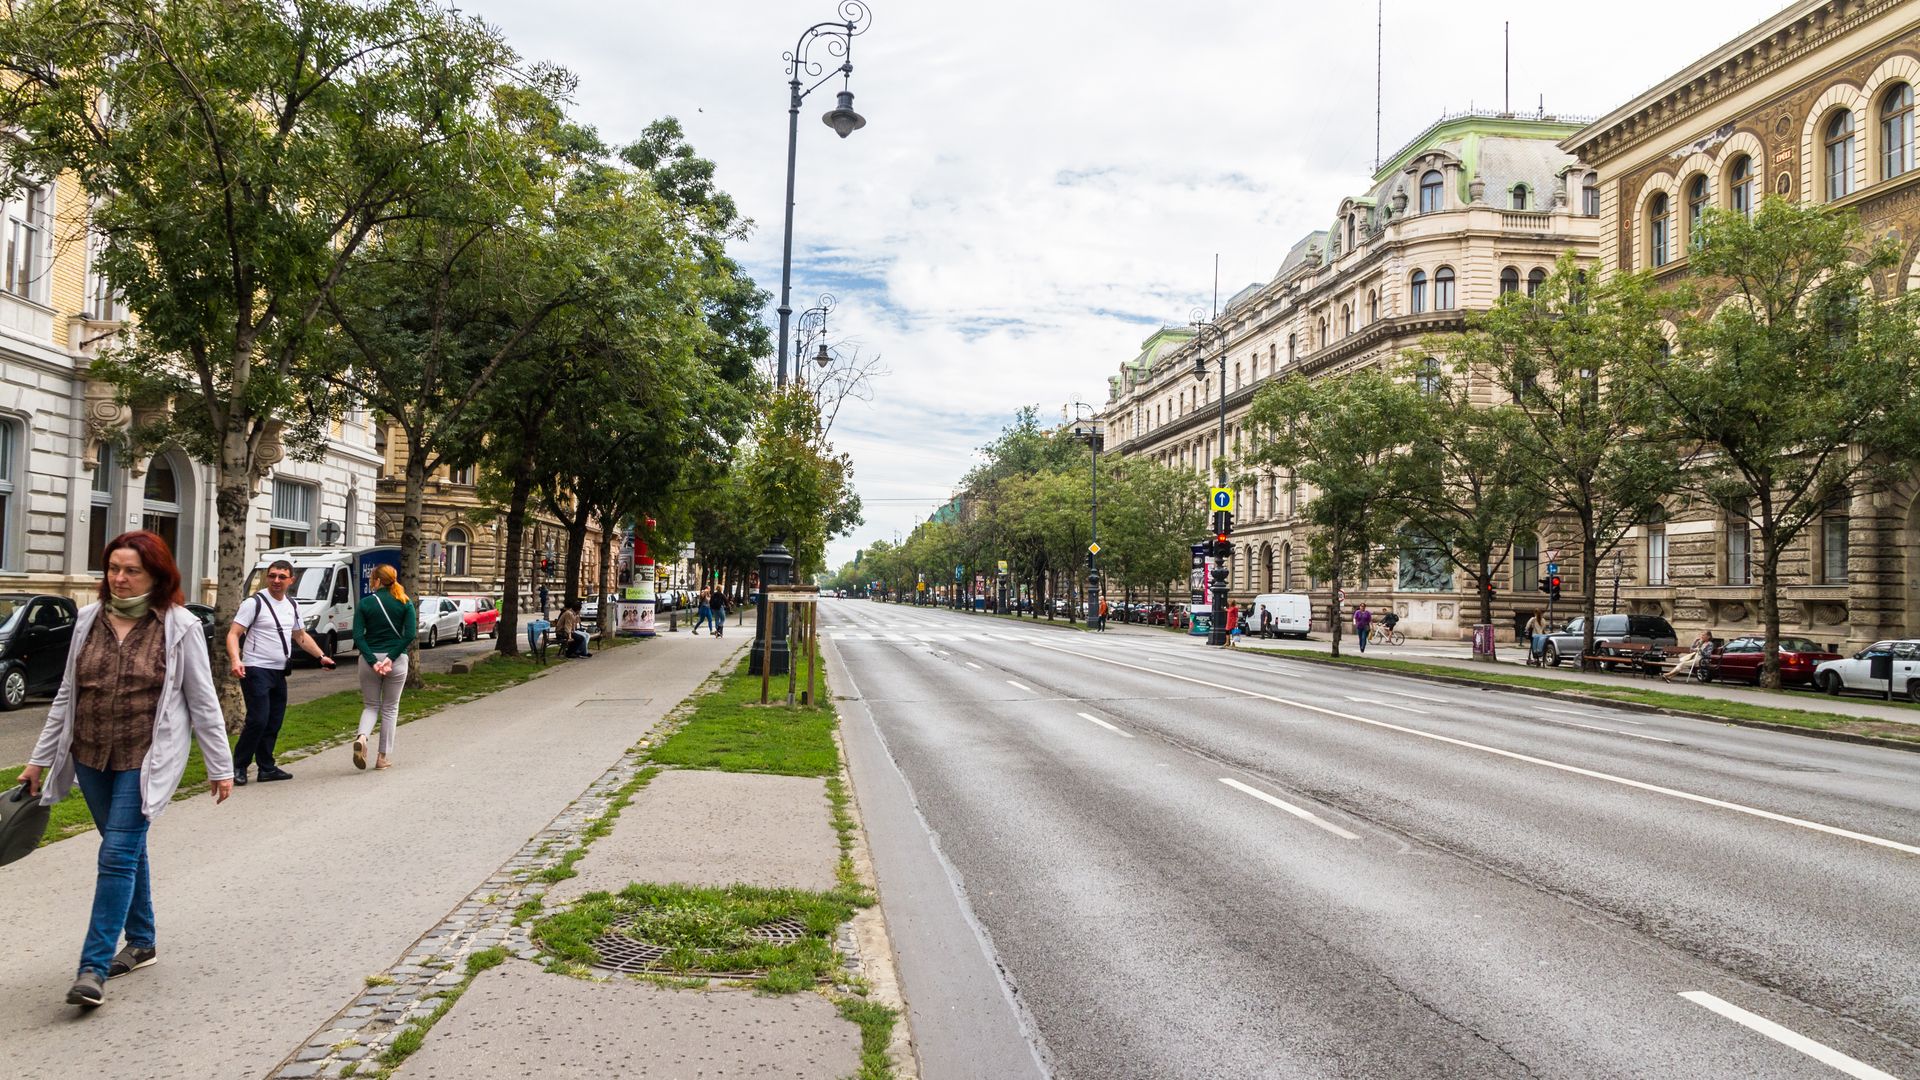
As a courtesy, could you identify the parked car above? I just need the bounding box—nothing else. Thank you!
[1542,614,1678,667]
[0,594,79,710]
[1709,635,1841,686]
[413,595,466,649]
[1813,640,1920,701]
[185,602,221,651]
[1249,593,1313,639]
[449,595,500,641]
[580,592,620,628]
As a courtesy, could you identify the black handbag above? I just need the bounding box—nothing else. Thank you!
[0,778,51,867]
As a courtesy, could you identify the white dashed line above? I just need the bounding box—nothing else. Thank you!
[1345,696,1430,716]
[1219,779,1360,840]
[965,661,983,670]
[1006,680,1033,692]
[1076,712,1134,737]
[1679,992,1900,1080]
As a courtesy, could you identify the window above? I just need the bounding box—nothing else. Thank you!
[141,454,183,559]
[445,526,470,577]
[88,443,115,573]
[270,478,317,548]
[1511,184,1528,210]
[0,421,15,568]
[344,490,358,544]
[1582,174,1600,216]
[1648,192,1672,267]
[1725,502,1752,585]
[1345,214,1356,253]
[1511,533,1539,592]
[1500,267,1520,295]
[1526,267,1547,296]
[1882,83,1915,180]
[1728,156,1754,218]
[1317,317,1327,346]
[1282,543,1293,589]
[1645,507,1668,585]
[1410,270,1428,314]
[84,228,126,322]
[1822,504,1850,584]
[1415,357,1442,395]
[1419,170,1444,213]
[1687,174,1710,247]
[1368,290,1379,322]
[4,183,49,303]
[1234,362,1242,389]
[1825,110,1856,202]
[448,464,476,486]
[1287,334,1296,363]
[1434,266,1455,310]
[1342,304,1352,336]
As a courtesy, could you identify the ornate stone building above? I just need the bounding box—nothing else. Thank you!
[1102,114,1601,637]
[1564,0,1920,648]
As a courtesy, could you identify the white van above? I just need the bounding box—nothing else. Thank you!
[1250,593,1312,639]
[245,546,401,659]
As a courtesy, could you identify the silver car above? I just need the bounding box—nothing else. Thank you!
[412,595,466,649]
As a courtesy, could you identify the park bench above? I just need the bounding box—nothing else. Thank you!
[1582,641,1669,677]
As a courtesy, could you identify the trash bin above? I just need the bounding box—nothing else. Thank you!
[1471,623,1497,662]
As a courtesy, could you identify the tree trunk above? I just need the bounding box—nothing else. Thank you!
[213,435,256,733]
[594,526,614,640]
[1580,525,1600,669]
[401,454,429,689]
[1759,528,1783,691]
[1476,554,1494,626]
[493,452,536,657]
[564,518,588,610]
[1328,536,1345,659]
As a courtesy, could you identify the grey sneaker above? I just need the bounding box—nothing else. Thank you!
[66,970,104,1007]
[108,945,156,979]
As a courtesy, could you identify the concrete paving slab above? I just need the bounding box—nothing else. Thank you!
[0,632,746,1080]
[399,959,861,1079]
[551,769,839,901]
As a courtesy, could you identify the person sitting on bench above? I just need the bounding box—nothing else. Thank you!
[555,602,591,658]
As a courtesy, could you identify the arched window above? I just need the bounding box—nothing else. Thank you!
[1434,266,1455,310]
[1527,267,1547,296]
[1419,169,1444,213]
[1341,304,1352,336]
[1686,174,1710,247]
[343,490,358,544]
[1882,83,1915,180]
[1367,290,1379,322]
[1648,192,1672,267]
[1510,184,1528,210]
[445,526,470,577]
[1727,156,1754,218]
[1317,317,1327,346]
[142,454,184,560]
[1415,356,1442,395]
[1500,267,1520,296]
[1825,110,1856,201]
[1581,173,1600,216]
[1409,270,1428,314]
[1345,214,1356,252]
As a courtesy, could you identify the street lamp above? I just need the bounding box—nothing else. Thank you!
[1190,308,1232,647]
[1069,402,1103,626]
[759,4,871,678]
[796,293,836,383]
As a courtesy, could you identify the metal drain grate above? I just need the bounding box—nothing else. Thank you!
[588,915,815,976]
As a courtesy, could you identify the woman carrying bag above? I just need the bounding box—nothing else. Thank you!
[351,565,416,772]
[17,530,233,1008]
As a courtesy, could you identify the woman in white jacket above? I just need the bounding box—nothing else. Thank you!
[18,530,233,1008]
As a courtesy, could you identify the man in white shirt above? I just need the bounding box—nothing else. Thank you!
[226,559,335,784]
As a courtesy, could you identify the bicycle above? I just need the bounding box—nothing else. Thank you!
[1382,626,1406,646]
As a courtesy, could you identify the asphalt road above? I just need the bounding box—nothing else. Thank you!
[826,599,1920,1080]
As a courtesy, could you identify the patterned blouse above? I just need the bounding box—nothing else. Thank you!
[70,612,167,772]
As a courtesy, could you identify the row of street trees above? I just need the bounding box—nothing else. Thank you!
[0,0,860,677]
[1249,199,1920,683]
[826,408,1206,618]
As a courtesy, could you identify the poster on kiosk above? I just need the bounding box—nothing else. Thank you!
[618,524,659,637]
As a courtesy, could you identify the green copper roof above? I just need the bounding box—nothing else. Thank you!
[1375,112,1588,184]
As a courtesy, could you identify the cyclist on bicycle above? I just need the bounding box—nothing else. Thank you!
[1381,610,1400,640]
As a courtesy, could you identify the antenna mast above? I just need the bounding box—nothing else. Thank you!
[1504,21,1510,114]
[1211,254,1220,319]
[1375,0,1383,172]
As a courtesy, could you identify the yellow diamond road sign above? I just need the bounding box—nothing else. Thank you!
[1088,542,1101,555]
[1211,487,1235,513]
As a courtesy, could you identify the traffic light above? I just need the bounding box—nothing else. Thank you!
[1549,574,1562,601]
[1481,575,1496,600]
[1212,535,1234,559]
[1220,510,1235,536]
[1537,577,1550,595]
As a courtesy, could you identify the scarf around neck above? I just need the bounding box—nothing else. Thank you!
[106,593,151,620]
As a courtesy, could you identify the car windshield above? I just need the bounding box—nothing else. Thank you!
[1776,637,1824,653]
[0,598,25,631]
[243,566,331,602]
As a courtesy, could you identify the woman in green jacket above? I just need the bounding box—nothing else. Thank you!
[350,564,416,771]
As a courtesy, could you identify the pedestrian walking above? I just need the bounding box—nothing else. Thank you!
[1353,604,1373,652]
[692,591,712,632]
[538,584,550,619]
[226,559,335,785]
[1260,609,1274,639]
[351,565,416,772]
[1097,597,1109,631]
[710,588,727,638]
[18,530,234,1008]
[1524,612,1549,666]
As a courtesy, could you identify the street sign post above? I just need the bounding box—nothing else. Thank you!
[1087,542,1100,556]
[1210,487,1236,514]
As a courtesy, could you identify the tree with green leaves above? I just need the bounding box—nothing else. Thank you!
[737,387,862,580]
[1446,254,1679,663]
[1649,199,1920,687]
[1246,367,1427,656]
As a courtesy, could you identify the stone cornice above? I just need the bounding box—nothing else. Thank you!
[1564,0,1906,166]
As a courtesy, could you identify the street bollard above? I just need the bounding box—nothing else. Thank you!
[668,608,679,633]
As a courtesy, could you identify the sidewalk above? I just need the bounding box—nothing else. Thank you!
[0,622,837,1079]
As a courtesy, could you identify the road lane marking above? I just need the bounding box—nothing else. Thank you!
[1346,696,1430,716]
[1678,992,1899,1080]
[965,661,984,670]
[1379,688,1450,703]
[1021,639,1920,859]
[1219,779,1360,840]
[1536,717,1677,745]
[1542,706,1649,727]
[1006,680,1033,692]
[1076,712,1134,738]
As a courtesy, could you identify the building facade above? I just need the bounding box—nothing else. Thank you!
[1564,0,1920,649]
[0,170,377,605]
[1102,114,1602,638]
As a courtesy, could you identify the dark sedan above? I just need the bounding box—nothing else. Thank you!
[1710,635,1842,686]
[0,593,79,710]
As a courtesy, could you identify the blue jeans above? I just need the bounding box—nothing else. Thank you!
[1357,626,1371,651]
[234,666,289,772]
[73,763,153,978]
[692,606,711,630]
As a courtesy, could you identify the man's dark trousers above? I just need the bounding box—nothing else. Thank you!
[233,667,290,773]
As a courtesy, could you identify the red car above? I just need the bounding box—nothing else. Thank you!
[449,595,501,641]
[1709,635,1842,686]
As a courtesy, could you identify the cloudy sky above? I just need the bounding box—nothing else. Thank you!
[458,0,1785,568]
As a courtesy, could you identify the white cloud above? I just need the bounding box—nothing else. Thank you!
[457,0,1788,569]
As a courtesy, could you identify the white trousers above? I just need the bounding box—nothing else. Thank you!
[357,653,409,754]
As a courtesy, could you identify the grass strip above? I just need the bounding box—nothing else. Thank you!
[836,997,901,1080]
[351,946,511,1078]
[4,652,556,845]
[648,656,840,776]
[1246,648,1920,745]
[534,881,861,992]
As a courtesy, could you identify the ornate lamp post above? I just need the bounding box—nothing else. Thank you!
[1069,402,1103,625]
[1191,309,1232,647]
[795,293,836,384]
[758,6,871,677]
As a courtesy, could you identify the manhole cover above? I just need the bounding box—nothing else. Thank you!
[588,915,814,977]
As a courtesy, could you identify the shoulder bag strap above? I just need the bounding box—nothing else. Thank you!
[374,593,401,637]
